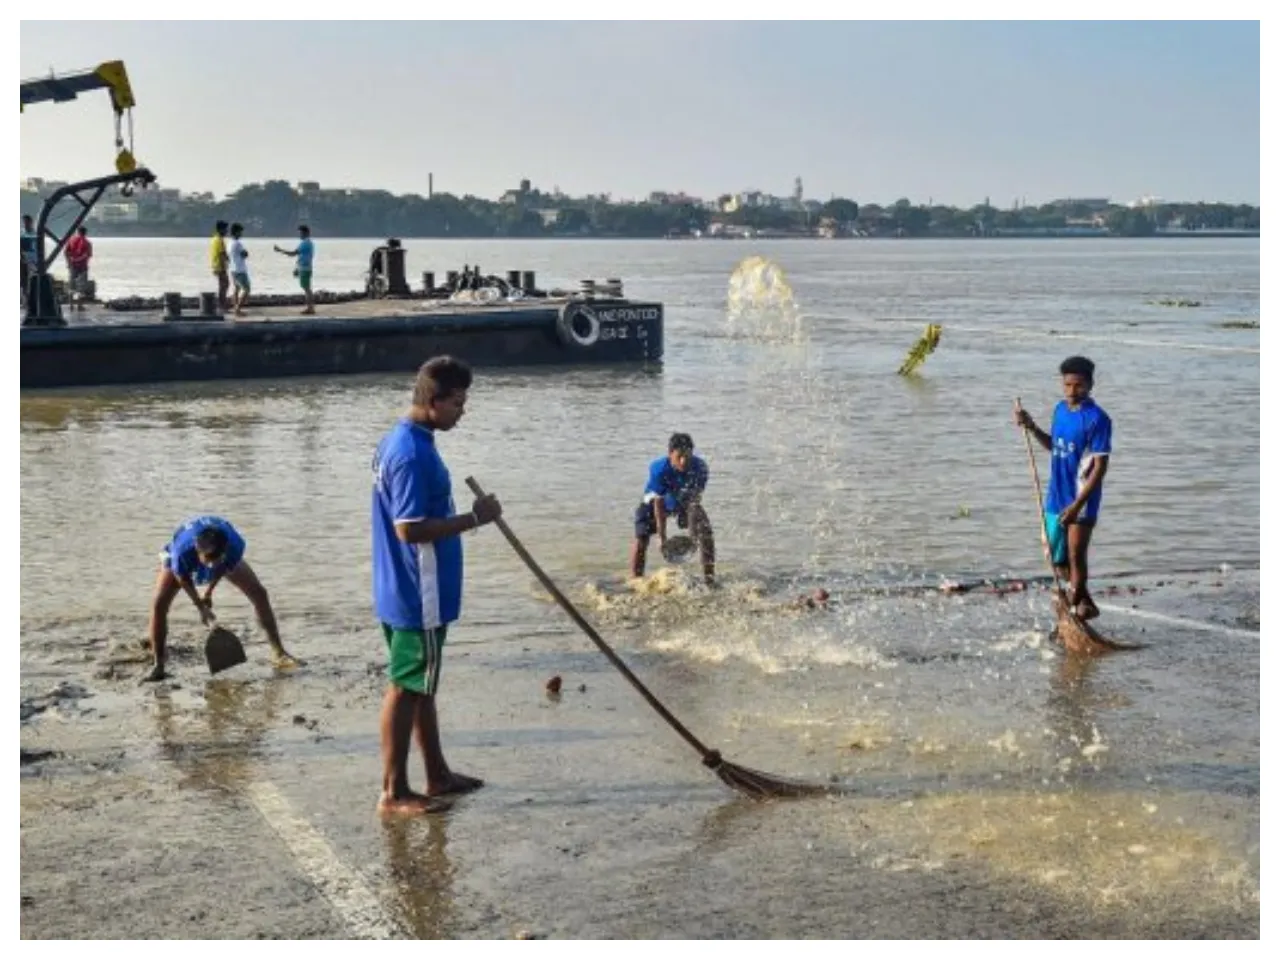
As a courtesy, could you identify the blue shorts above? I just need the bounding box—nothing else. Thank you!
[1043,512,1068,567]
[633,500,689,539]
[1043,510,1098,567]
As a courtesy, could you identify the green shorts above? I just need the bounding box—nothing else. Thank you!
[382,623,447,696]
[296,269,312,291]
[232,272,251,293]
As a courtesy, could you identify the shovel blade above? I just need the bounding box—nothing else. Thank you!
[205,625,247,675]
[662,534,696,564]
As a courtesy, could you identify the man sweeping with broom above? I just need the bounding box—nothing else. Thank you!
[1013,356,1113,622]
[371,356,503,815]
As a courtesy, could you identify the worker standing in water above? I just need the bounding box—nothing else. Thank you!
[1014,355,1113,622]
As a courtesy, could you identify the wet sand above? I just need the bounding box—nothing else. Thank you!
[20,573,1259,939]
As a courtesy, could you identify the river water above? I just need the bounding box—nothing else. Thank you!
[20,238,1260,938]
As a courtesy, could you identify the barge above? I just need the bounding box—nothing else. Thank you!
[21,276,665,390]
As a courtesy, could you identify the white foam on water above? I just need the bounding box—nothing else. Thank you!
[724,255,806,342]
[648,616,893,675]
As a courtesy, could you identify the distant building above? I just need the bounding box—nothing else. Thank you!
[88,201,139,223]
[22,178,70,197]
[501,179,535,204]
[1048,197,1111,212]
[296,181,321,195]
[648,191,703,206]
[135,187,183,213]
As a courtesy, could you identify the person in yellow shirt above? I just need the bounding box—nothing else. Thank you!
[210,220,230,312]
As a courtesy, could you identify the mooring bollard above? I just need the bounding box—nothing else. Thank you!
[522,270,536,293]
[198,292,219,316]
[507,269,522,289]
[580,279,597,299]
[163,292,183,320]
[423,271,435,292]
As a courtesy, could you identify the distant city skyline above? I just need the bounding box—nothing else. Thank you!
[20,173,1255,213]
[19,21,1261,206]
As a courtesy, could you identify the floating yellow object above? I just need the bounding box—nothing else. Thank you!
[898,323,943,376]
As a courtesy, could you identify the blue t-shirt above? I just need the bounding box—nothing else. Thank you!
[21,229,37,265]
[296,238,314,271]
[371,418,464,631]
[643,454,709,512]
[1046,398,1113,518]
[163,515,246,585]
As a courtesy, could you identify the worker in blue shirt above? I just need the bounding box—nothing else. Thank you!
[1015,355,1113,621]
[629,432,716,586]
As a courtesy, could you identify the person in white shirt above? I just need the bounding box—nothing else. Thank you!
[229,222,251,317]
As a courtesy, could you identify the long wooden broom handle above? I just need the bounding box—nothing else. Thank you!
[1016,398,1069,597]
[465,476,717,762]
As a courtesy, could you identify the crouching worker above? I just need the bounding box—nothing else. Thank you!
[629,432,716,586]
[144,515,302,681]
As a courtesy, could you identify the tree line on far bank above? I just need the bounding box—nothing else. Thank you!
[20,179,1260,239]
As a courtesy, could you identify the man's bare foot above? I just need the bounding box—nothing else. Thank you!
[427,772,485,797]
[271,650,304,670]
[1075,599,1101,621]
[140,663,168,683]
[377,791,451,816]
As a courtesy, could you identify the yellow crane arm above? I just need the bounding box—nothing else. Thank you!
[20,60,135,112]
[20,60,139,173]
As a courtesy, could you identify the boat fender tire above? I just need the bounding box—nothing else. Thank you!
[557,302,600,349]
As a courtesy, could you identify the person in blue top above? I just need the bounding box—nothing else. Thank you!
[629,432,717,586]
[274,224,316,315]
[1014,356,1113,621]
[371,356,503,816]
[144,515,301,681]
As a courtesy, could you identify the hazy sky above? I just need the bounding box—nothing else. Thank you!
[19,20,1260,206]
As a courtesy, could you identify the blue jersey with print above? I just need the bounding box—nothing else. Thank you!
[644,454,709,512]
[296,238,314,270]
[164,515,245,585]
[371,418,464,631]
[1046,398,1112,518]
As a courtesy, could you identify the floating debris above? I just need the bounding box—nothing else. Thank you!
[1149,298,1203,308]
[898,323,943,376]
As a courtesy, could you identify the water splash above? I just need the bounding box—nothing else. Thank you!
[725,255,805,342]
